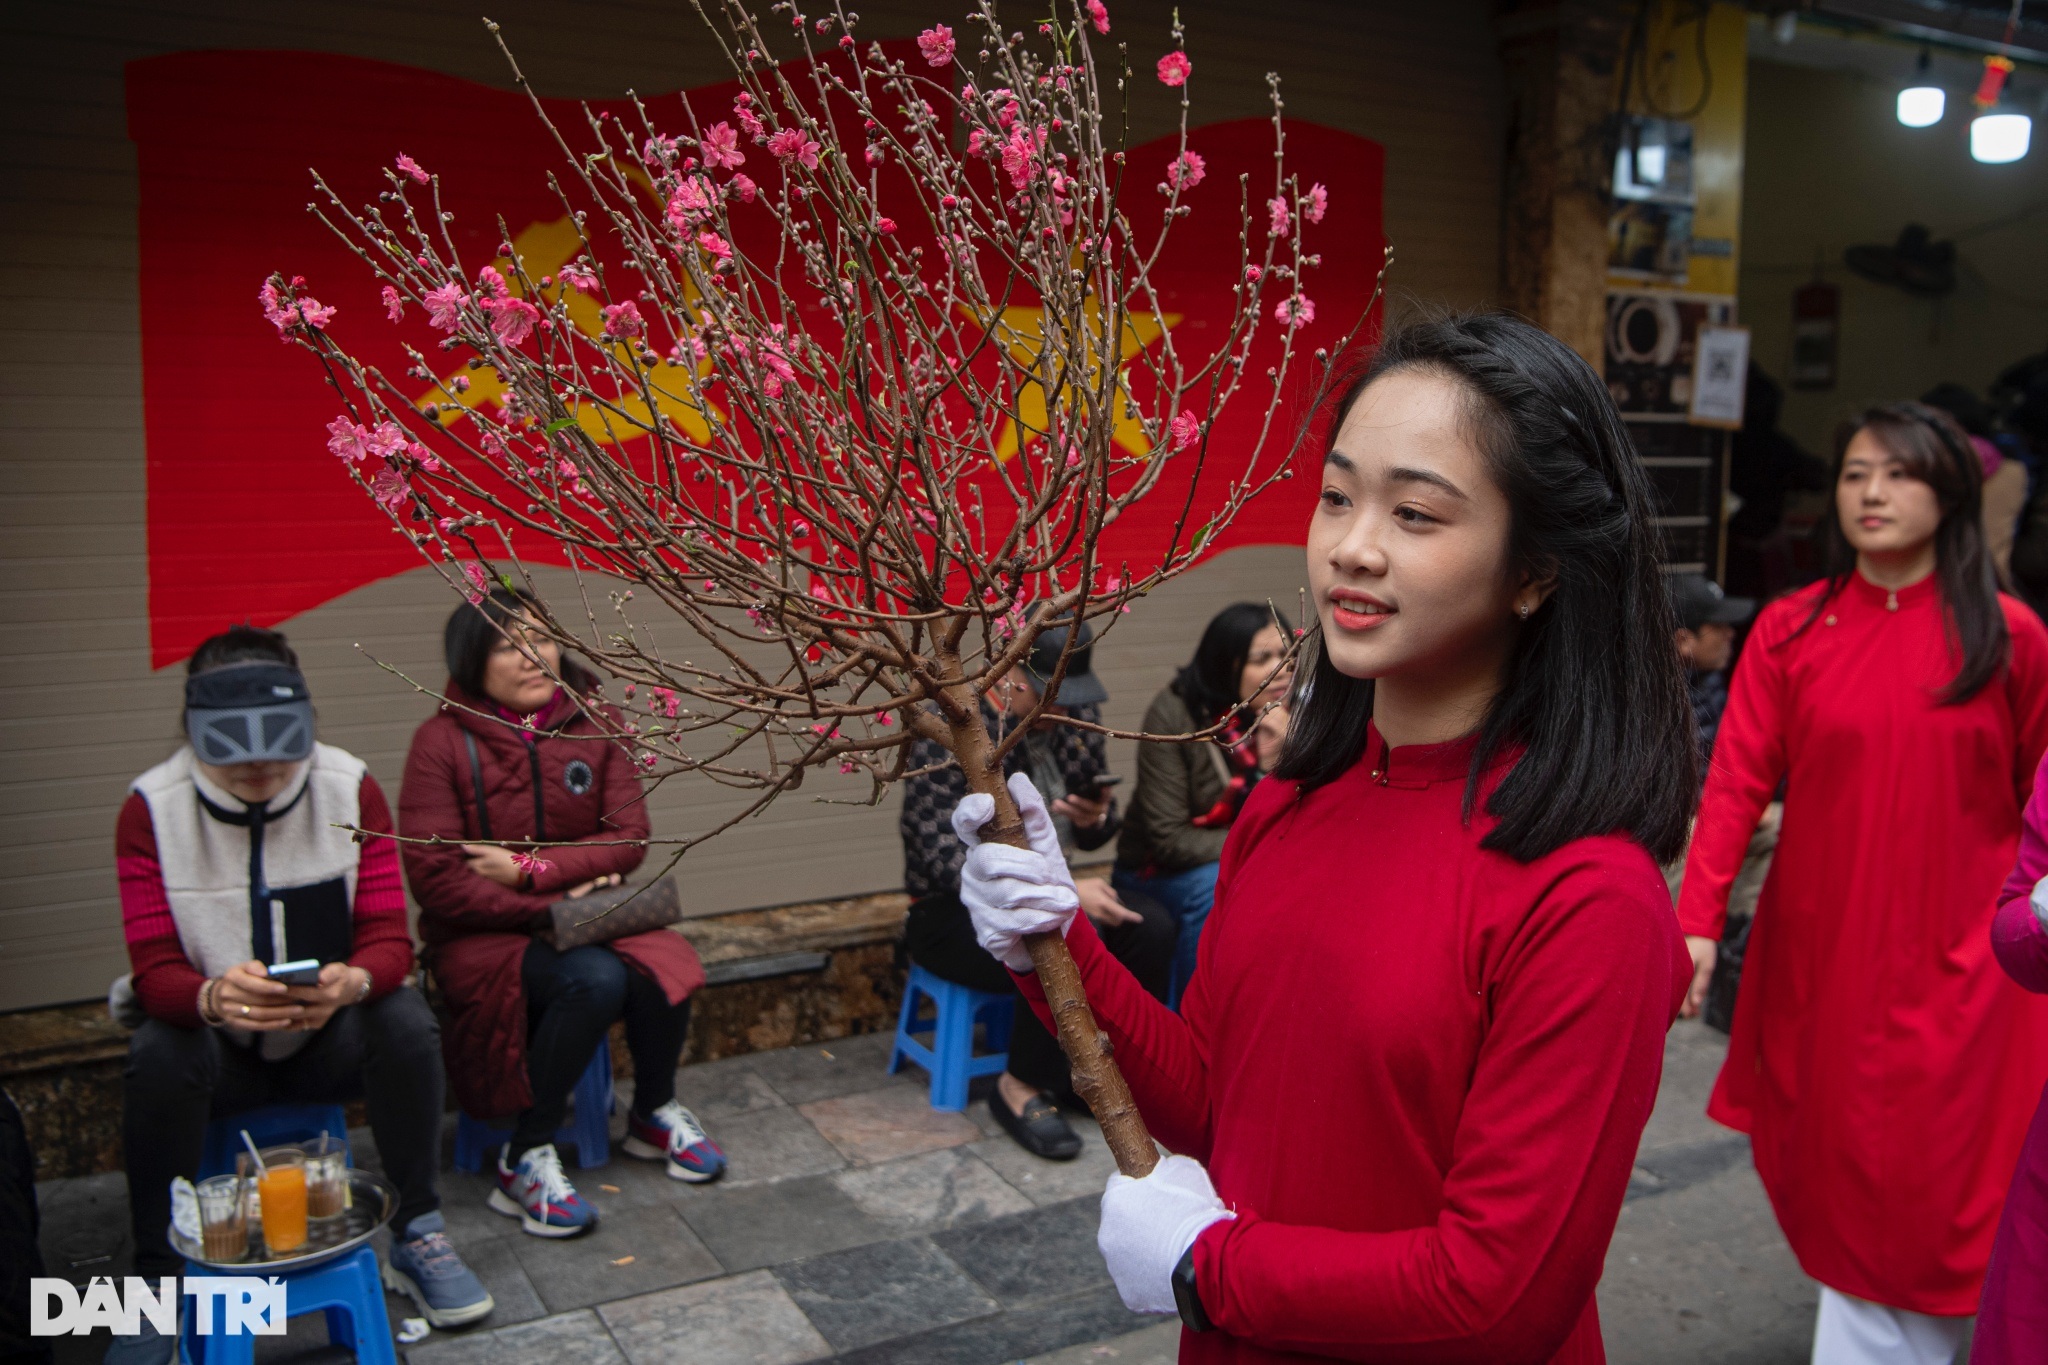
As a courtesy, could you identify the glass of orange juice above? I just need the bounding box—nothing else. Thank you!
[255,1148,308,1254]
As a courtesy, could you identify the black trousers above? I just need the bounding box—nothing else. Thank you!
[123,987,443,1275]
[512,941,691,1160]
[1,1088,53,1365]
[904,889,1175,1098]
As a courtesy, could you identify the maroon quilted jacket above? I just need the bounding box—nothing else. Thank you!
[398,678,703,1120]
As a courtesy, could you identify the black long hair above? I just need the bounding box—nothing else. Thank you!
[1791,401,2006,703]
[1170,601,1296,727]
[1273,313,1696,864]
[444,588,597,699]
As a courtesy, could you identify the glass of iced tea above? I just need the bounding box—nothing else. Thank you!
[255,1148,308,1254]
[196,1175,248,1262]
[303,1136,347,1221]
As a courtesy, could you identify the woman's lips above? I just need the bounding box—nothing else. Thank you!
[1859,516,1889,530]
[1329,595,1394,632]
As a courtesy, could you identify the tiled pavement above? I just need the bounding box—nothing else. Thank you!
[38,1028,1169,1365]
[36,1018,1821,1364]
[404,1029,1160,1364]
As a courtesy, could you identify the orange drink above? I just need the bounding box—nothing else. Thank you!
[256,1153,308,1253]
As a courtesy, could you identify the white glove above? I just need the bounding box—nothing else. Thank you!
[1098,1154,1236,1315]
[954,772,1080,972]
[2031,874,2048,935]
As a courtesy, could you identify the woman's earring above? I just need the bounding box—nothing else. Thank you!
[1518,603,1531,620]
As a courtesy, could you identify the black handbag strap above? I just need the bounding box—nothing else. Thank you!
[462,731,493,842]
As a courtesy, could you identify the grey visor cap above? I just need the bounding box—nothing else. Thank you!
[186,700,316,764]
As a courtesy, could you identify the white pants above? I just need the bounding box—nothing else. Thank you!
[1812,1287,1969,1365]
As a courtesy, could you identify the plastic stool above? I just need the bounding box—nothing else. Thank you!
[888,964,1015,1112]
[452,1041,612,1172]
[181,1242,394,1365]
[199,1104,351,1180]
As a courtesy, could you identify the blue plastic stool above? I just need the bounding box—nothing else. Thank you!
[452,1041,612,1172]
[181,1242,394,1365]
[199,1104,351,1180]
[888,964,1015,1112]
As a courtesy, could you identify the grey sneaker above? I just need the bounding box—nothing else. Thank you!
[383,1211,495,1329]
[100,1311,176,1365]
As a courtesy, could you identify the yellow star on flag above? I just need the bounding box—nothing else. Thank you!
[967,301,1181,463]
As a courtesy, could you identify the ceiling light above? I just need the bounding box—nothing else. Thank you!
[1972,112,2033,163]
[1898,86,1946,127]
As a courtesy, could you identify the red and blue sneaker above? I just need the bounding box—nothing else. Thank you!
[623,1100,727,1183]
[488,1142,597,1238]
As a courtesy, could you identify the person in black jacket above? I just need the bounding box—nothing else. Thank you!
[898,622,1175,1160]
[0,1089,53,1365]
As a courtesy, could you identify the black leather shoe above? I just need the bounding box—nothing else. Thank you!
[991,1088,1083,1161]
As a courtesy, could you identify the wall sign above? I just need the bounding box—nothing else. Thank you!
[1791,281,1840,390]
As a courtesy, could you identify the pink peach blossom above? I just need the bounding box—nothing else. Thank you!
[1170,410,1200,449]
[1304,182,1328,223]
[1266,195,1290,238]
[485,296,539,346]
[696,230,733,261]
[601,300,645,340]
[767,127,821,168]
[326,417,370,463]
[918,25,956,66]
[1000,127,1043,190]
[381,285,403,322]
[730,174,758,203]
[1156,51,1191,86]
[509,850,553,877]
[1275,295,1315,327]
[666,177,715,229]
[259,280,335,338]
[1166,150,1205,191]
[424,282,467,330]
[700,121,745,170]
[394,153,430,184]
[1088,0,1111,33]
[461,562,491,604]
[364,421,408,459]
[558,261,598,293]
[370,465,410,511]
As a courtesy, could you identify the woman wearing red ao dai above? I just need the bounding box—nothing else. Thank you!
[1678,404,2048,1364]
[957,315,1698,1362]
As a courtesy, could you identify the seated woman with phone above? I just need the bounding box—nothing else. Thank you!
[398,589,721,1241]
[1114,603,1294,1008]
[898,620,1177,1160]
[109,626,490,1365]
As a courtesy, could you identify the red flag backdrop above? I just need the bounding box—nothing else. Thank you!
[126,50,1384,667]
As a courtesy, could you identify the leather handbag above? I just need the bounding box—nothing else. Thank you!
[549,876,683,950]
[461,730,681,949]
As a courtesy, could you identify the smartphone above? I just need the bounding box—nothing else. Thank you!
[267,959,325,987]
[1073,774,1123,800]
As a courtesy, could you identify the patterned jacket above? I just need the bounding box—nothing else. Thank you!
[900,700,1120,900]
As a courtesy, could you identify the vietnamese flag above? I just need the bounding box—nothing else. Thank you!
[126,49,1383,667]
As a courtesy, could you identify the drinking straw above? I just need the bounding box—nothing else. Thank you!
[240,1130,266,1176]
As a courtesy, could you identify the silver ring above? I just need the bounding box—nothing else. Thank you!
[240,1004,251,1017]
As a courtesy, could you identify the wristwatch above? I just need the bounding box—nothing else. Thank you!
[1172,1247,1213,1333]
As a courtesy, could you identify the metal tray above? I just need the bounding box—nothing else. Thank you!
[170,1169,396,1273]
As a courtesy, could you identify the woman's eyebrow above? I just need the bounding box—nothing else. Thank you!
[1324,449,1356,472]
[1387,465,1468,500]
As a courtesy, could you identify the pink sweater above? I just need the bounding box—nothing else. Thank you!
[1978,756,2048,1361]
